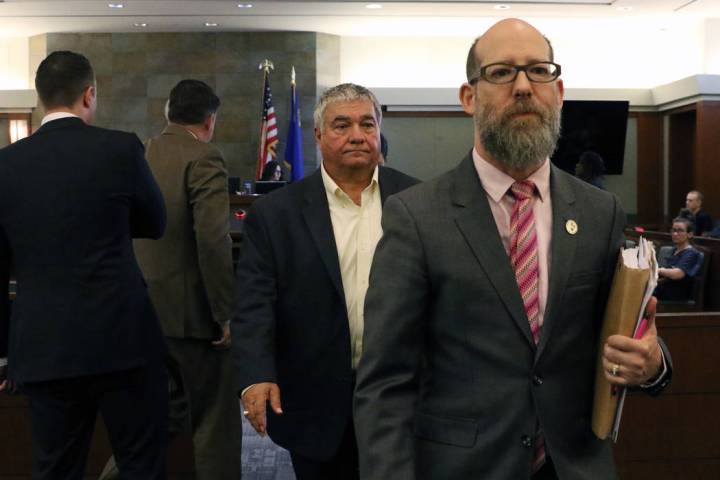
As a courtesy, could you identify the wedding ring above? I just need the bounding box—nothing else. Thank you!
[243,410,250,416]
[611,364,620,376]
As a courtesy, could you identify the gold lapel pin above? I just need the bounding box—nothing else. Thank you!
[565,219,578,235]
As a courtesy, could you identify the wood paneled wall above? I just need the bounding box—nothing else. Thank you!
[614,313,720,479]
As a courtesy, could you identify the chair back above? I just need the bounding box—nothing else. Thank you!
[658,245,710,312]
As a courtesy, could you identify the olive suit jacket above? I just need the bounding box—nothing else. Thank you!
[134,124,234,340]
[354,154,672,480]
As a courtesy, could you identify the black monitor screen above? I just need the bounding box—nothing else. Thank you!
[551,100,629,175]
[255,180,287,195]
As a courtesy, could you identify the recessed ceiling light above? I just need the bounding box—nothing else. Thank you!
[133,23,147,28]
[237,3,253,7]
[366,4,383,9]
[108,3,123,8]
[494,4,511,10]
[204,22,219,27]
[616,6,633,12]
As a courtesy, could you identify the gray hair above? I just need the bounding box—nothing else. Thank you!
[313,83,382,130]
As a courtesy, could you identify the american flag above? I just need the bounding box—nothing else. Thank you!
[256,71,278,180]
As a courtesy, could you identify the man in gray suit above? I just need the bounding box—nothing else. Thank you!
[354,18,672,480]
[132,79,240,479]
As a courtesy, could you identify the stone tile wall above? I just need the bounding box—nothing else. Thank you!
[29,31,341,181]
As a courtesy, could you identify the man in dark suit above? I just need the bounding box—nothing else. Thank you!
[0,51,168,479]
[354,19,672,480]
[133,79,240,479]
[232,83,418,480]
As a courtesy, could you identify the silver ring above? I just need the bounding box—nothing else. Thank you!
[611,364,619,376]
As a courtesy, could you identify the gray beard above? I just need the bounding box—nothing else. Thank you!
[475,99,562,171]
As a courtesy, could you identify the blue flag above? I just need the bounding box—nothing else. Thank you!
[285,67,304,182]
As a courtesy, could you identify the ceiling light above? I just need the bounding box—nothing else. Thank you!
[237,3,253,7]
[616,6,633,12]
[494,4,511,9]
[204,22,219,27]
[133,23,147,27]
[365,4,383,9]
[108,3,123,8]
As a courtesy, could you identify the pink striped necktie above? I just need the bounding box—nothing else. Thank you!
[509,180,541,344]
[509,180,546,473]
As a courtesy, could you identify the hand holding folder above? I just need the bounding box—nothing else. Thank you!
[591,237,658,441]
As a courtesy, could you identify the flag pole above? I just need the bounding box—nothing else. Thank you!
[256,59,275,181]
[282,66,296,172]
[285,65,304,182]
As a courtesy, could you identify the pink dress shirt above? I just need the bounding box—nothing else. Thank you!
[472,148,553,330]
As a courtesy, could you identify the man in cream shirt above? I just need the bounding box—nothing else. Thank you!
[232,83,417,480]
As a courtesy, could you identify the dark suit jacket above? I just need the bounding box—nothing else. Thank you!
[0,117,166,384]
[354,154,672,480]
[232,166,418,460]
[134,125,234,340]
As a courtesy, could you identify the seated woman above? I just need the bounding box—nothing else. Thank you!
[260,160,283,182]
[654,217,702,301]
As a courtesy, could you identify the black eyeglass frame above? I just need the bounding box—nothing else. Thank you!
[468,62,562,85]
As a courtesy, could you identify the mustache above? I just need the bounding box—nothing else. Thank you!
[501,100,545,120]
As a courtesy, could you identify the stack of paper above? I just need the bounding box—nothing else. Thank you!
[591,237,658,441]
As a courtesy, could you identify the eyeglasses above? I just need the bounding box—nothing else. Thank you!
[671,228,688,233]
[469,62,562,85]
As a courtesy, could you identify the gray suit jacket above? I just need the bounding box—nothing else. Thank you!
[355,154,641,479]
[134,124,233,340]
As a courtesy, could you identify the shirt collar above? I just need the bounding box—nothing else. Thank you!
[41,112,80,126]
[320,161,379,200]
[472,148,550,204]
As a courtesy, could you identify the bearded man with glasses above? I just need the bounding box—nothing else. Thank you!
[354,18,672,480]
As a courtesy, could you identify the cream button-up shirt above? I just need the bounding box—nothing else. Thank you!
[321,162,382,369]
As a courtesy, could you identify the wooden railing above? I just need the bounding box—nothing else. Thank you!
[614,312,720,479]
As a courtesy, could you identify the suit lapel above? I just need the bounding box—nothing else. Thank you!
[536,166,578,359]
[378,166,397,204]
[301,170,346,301]
[451,155,536,348]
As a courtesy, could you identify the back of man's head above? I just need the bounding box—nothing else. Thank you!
[167,79,220,125]
[35,51,95,110]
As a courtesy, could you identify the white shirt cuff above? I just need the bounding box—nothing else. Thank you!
[641,347,668,388]
[0,358,7,368]
[241,384,257,398]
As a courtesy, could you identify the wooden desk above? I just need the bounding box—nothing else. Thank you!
[229,193,259,207]
[614,312,720,479]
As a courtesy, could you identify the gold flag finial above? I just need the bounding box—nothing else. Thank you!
[259,59,274,73]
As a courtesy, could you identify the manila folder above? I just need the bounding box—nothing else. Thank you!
[591,251,650,439]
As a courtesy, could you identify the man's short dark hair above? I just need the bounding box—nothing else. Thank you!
[35,51,95,109]
[167,79,220,125]
[672,216,694,233]
[688,190,704,202]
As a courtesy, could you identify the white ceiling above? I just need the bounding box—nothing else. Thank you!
[0,0,719,37]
